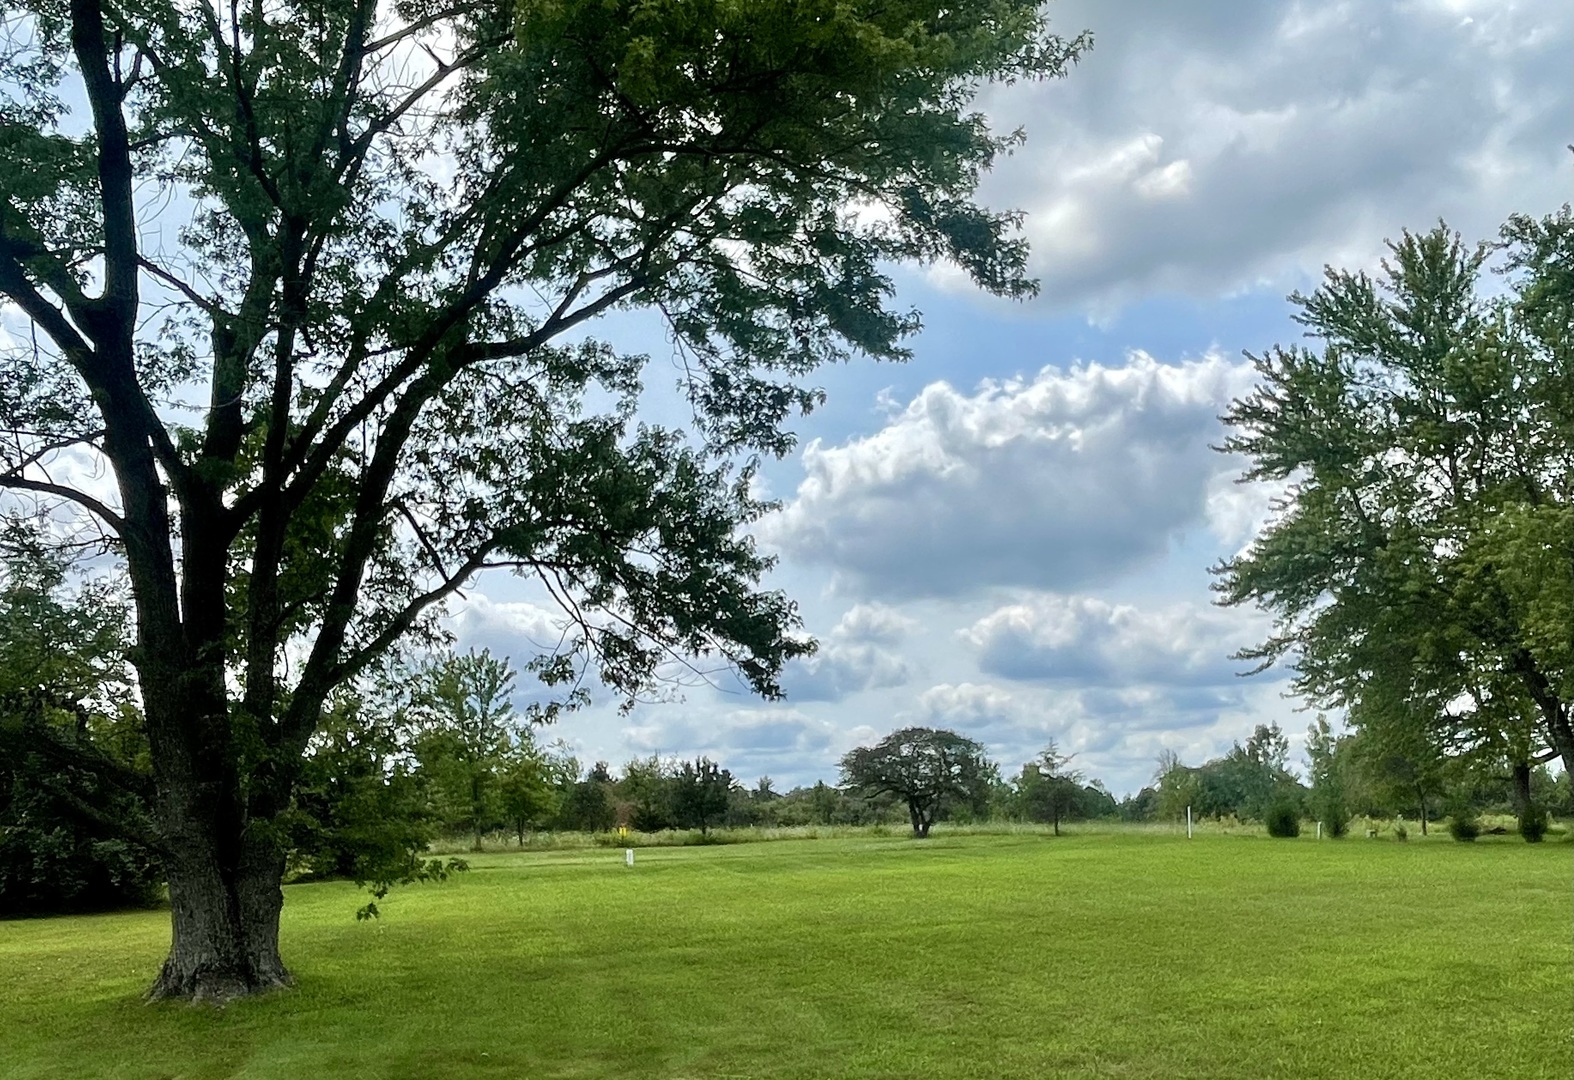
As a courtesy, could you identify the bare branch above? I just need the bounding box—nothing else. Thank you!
[331,544,498,693]
[393,498,455,581]
[363,5,477,54]
[0,475,127,533]
[137,256,229,319]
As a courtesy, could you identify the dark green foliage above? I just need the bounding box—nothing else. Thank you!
[1264,803,1301,838]
[1153,726,1308,824]
[753,780,899,827]
[1444,780,1485,842]
[0,781,163,916]
[1322,810,1349,839]
[286,684,435,888]
[1517,804,1548,843]
[1447,813,1481,842]
[412,650,522,851]
[1119,787,1160,822]
[1528,765,1572,816]
[0,533,161,916]
[1342,725,1446,835]
[1307,717,1349,838]
[559,773,617,833]
[1215,211,1574,791]
[498,743,568,846]
[840,727,997,837]
[1013,742,1111,835]
[670,757,736,836]
[621,756,678,832]
[806,780,847,826]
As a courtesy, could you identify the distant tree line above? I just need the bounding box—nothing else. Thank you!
[5,524,1570,918]
[1130,720,1574,838]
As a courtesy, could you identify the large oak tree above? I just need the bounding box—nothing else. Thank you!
[839,726,995,837]
[0,0,1087,999]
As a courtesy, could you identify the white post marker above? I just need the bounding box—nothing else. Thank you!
[1317,821,1322,840]
[625,848,634,867]
[1186,805,1193,840]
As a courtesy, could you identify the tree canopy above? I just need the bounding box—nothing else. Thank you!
[0,0,1086,999]
[839,726,995,837]
[1013,741,1085,836]
[1214,212,1574,784]
[1152,724,1304,824]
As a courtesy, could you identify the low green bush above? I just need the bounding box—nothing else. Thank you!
[1264,803,1301,838]
[1518,805,1548,843]
[1448,813,1480,842]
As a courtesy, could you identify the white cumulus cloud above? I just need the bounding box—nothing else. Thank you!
[964,594,1269,687]
[777,602,919,702]
[966,0,1571,314]
[763,352,1258,598]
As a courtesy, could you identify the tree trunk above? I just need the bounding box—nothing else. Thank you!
[1510,761,1532,819]
[1416,786,1427,836]
[1537,698,1574,779]
[148,805,290,1002]
[472,775,485,851]
[141,645,294,1004]
[1513,650,1574,777]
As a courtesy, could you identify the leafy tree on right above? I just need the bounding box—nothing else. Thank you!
[1214,210,1574,834]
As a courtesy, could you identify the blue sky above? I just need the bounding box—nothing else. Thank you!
[444,0,1573,794]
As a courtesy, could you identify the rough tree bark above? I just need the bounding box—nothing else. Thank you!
[139,637,300,1001]
[152,822,290,1001]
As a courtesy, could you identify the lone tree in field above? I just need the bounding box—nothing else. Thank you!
[1017,741,1082,836]
[840,727,995,837]
[1214,212,1574,799]
[670,756,734,836]
[0,0,1086,999]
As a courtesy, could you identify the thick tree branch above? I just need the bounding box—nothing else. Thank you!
[38,777,170,856]
[136,256,230,320]
[68,0,139,326]
[363,4,479,54]
[332,543,499,687]
[0,475,126,533]
[0,252,97,368]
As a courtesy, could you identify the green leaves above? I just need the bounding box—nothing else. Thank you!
[1,0,1087,955]
[1216,210,1574,777]
[0,528,158,915]
[840,726,996,835]
[3,0,1087,717]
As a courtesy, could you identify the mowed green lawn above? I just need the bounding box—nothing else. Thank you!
[1,831,1569,1079]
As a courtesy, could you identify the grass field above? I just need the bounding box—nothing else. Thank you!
[1,830,1569,1079]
